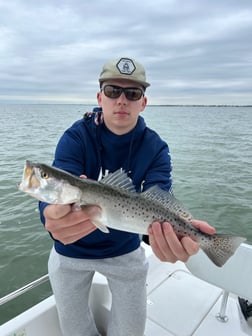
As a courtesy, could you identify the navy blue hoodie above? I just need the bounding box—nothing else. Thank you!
[39,109,172,259]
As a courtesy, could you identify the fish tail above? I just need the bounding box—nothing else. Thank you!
[200,234,246,267]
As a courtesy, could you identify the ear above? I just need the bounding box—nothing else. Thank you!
[97,92,102,107]
[140,96,147,111]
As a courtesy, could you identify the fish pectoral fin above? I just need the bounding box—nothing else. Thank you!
[80,204,110,233]
[92,218,110,233]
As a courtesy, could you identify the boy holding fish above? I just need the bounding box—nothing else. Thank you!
[39,57,215,336]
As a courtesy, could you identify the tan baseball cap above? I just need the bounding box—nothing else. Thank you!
[99,57,150,88]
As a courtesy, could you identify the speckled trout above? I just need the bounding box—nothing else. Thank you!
[18,160,246,267]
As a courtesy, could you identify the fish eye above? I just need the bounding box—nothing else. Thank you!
[40,171,49,179]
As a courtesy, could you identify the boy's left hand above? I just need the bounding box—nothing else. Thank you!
[148,220,216,263]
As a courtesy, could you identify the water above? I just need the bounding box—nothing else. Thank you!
[0,104,251,324]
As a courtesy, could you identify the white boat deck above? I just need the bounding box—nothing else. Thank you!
[1,243,252,336]
[145,253,251,336]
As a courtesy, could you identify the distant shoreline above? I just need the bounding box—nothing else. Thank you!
[0,102,251,107]
[149,104,252,107]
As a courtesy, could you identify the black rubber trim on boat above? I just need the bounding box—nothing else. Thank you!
[238,297,252,320]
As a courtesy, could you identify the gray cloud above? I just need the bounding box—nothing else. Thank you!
[0,0,251,104]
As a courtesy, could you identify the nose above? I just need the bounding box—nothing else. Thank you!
[116,91,128,104]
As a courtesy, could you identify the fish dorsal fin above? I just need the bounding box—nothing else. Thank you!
[142,186,193,221]
[100,169,136,192]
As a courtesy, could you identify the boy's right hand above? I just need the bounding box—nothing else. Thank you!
[44,204,100,245]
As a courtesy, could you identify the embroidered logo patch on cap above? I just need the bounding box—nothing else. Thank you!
[116,58,136,75]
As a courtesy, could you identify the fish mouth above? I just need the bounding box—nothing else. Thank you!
[18,161,41,191]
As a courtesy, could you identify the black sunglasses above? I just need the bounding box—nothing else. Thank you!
[101,85,144,101]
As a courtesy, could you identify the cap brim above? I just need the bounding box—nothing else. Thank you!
[99,76,150,88]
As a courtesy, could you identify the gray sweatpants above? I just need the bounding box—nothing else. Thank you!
[48,246,148,336]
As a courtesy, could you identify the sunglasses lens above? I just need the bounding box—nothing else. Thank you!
[103,85,143,101]
[124,88,143,101]
[103,85,122,99]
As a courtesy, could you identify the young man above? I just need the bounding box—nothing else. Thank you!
[39,57,214,336]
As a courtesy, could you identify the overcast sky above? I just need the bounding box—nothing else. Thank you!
[1,0,251,105]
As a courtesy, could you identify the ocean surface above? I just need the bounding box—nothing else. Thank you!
[0,104,251,324]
